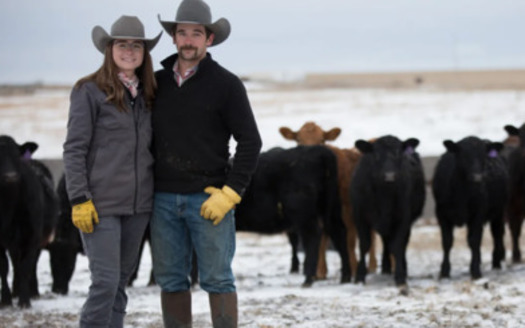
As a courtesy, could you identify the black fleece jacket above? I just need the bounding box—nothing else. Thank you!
[152,53,262,196]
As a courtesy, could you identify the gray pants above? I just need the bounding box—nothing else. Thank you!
[79,214,150,328]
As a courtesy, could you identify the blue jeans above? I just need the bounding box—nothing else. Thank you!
[150,192,236,294]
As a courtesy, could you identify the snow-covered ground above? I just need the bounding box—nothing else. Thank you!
[1,84,525,327]
[1,84,524,159]
[1,226,525,327]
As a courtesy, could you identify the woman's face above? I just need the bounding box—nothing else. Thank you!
[112,39,145,77]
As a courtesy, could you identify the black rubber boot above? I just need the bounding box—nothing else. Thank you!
[209,292,238,328]
[161,290,192,328]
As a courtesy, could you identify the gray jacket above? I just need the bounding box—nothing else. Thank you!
[63,81,154,217]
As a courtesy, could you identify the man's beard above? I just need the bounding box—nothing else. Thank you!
[179,46,199,60]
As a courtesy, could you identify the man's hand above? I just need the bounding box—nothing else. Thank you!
[72,199,99,233]
[200,185,241,225]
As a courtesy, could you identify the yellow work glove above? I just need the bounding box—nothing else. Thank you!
[200,185,241,225]
[72,199,99,233]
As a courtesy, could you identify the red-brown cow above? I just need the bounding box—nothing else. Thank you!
[279,122,378,279]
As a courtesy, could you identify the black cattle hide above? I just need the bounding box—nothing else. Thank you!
[432,136,508,279]
[503,124,525,263]
[350,135,426,287]
[0,135,58,308]
[236,145,351,286]
[46,174,84,295]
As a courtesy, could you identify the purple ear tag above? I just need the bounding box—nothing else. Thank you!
[22,149,32,160]
[404,146,414,155]
[488,149,498,158]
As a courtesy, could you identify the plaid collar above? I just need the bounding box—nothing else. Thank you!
[173,60,198,86]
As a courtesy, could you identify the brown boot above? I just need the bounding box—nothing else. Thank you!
[161,290,192,328]
[209,292,238,328]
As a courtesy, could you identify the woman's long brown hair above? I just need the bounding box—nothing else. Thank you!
[75,41,157,111]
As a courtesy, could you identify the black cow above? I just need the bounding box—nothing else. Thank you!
[127,224,156,287]
[503,124,525,263]
[350,135,425,289]
[432,136,508,280]
[0,135,58,308]
[47,174,84,295]
[235,146,351,286]
[502,125,521,161]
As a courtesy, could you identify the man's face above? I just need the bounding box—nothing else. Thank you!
[173,23,214,63]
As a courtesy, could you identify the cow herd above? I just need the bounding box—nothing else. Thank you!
[1,121,525,308]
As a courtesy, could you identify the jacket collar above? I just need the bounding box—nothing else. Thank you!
[160,52,213,72]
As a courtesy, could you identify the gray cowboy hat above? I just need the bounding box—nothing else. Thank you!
[92,15,162,54]
[158,0,230,46]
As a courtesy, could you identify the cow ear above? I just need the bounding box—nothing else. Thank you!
[487,142,504,153]
[403,138,419,149]
[443,140,458,152]
[19,142,38,155]
[355,139,373,153]
[324,128,341,141]
[279,127,298,141]
[504,125,519,136]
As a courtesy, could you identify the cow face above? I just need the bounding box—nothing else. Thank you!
[501,124,521,160]
[504,125,520,147]
[279,121,341,145]
[355,135,419,183]
[505,123,525,147]
[0,135,38,184]
[443,136,501,183]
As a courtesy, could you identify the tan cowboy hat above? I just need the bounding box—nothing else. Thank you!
[158,0,230,46]
[92,15,162,54]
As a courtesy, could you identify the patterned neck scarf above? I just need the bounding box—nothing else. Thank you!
[118,72,139,98]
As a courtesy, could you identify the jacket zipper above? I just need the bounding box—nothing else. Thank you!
[131,98,139,214]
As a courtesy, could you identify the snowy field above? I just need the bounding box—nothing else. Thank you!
[1,83,525,159]
[1,83,525,327]
[1,227,525,328]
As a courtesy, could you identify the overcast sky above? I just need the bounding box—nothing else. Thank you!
[2,0,525,84]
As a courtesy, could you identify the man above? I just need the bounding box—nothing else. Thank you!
[152,0,262,327]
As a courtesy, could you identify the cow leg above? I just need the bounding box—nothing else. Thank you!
[439,219,454,279]
[355,226,371,284]
[343,205,359,277]
[20,250,40,308]
[368,230,378,274]
[286,232,300,273]
[149,269,157,286]
[50,244,78,295]
[507,206,524,263]
[467,223,483,280]
[325,214,351,283]
[316,233,329,280]
[489,215,505,270]
[0,249,12,307]
[127,225,149,287]
[381,240,392,275]
[10,249,20,298]
[300,226,321,287]
[29,249,40,298]
[29,249,44,298]
[391,228,410,287]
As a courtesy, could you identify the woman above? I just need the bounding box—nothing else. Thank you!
[63,15,161,327]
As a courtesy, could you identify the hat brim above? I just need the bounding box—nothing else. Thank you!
[92,26,163,54]
[158,14,230,46]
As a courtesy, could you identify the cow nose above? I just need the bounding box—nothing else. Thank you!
[1,171,19,183]
[384,172,396,182]
[472,173,483,182]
